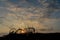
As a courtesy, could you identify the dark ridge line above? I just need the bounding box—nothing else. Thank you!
[0,32,60,40]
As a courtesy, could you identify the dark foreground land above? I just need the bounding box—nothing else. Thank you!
[0,33,60,40]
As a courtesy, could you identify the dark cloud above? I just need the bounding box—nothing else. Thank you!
[47,0,60,9]
[7,0,60,8]
[6,0,60,19]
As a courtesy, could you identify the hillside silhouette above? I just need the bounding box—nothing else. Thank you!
[0,32,60,40]
[0,27,60,40]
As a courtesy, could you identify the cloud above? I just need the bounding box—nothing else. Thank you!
[0,0,60,36]
[2,6,60,33]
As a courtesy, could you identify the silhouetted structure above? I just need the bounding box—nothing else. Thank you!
[9,27,35,34]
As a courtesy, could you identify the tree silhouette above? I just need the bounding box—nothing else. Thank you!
[7,25,16,33]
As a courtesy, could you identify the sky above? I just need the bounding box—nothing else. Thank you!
[0,0,60,36]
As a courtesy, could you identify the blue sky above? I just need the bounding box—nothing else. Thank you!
[0,0,60,36]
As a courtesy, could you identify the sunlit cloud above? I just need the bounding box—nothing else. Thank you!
[0,0,60,36]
